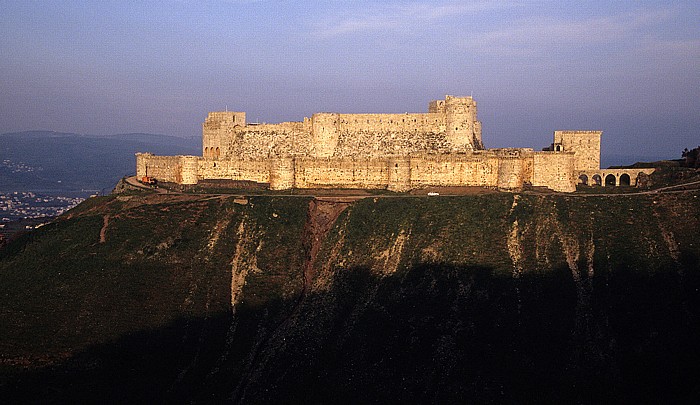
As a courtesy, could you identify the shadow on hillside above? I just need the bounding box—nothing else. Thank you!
[3,260,700,404]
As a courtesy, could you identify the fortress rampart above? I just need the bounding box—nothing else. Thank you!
[137,96,614,193]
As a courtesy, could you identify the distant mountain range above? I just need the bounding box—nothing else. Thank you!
[0,131,199,194]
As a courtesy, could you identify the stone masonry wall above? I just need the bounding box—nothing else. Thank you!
[203,96,483,160]
[136,153,184,183]
[137,150,577,192]
[198,157,270,184]
[294,157,392,190]
[554,131,602,172]
[224,121,311,159]
[532,152,577,192]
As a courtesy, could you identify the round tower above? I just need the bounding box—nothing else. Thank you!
[387,158,411,192]
[497,154,524,191]
[269,158,296,190]
[311,113,340,158]
[135,153,151,179]
[179,156,199,185]
[445,96,482,150]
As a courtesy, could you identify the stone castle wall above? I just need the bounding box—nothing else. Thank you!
[201,96,483,160]
[532,152,577,192]
[138,150,579,192]
[136,96,599,193]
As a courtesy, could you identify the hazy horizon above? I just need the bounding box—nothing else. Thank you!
[1,1,698,159]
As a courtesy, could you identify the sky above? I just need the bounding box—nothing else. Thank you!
[1,0,698,161]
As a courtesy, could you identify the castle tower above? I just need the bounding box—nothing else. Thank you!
[497,153,525,191]
[444,96,483,151]
[553,131,602,171]
[311,113,340,158]
[179,156,200,185]
[269,157,296,190]
[202,111,245,159]
[387,158,411,192]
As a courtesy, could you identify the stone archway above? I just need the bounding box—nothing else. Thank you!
[592,174,602,186]
[578,174,589,185]
[605,174,617,186]
[619,173,631,186]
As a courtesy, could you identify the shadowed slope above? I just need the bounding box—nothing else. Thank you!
[2,192,700,403]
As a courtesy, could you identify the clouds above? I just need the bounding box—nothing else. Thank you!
[310,1,518,39]
[309,2,682,55]
[460,8,675,56]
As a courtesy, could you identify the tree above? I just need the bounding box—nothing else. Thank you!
[681,146,700,168]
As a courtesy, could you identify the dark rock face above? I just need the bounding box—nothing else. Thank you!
[2,192,700,403]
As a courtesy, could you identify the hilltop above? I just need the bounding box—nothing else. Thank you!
[1,188,699,403]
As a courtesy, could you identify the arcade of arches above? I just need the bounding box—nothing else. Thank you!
[577,169,654,187]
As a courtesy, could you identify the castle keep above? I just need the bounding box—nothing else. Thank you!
[137,96,618,192]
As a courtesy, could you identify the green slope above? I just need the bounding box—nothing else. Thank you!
[1,191,699,403]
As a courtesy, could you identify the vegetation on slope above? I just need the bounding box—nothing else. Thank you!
[1,191,699,403]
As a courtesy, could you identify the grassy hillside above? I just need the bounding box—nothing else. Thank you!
[1,191,699,403]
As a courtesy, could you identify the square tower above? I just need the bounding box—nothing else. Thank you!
[553,130,602,171]
[202,111,246,159]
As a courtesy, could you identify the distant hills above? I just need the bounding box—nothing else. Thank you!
[0,130,679,194]
[600,153,676,169]
[0,131,199,194]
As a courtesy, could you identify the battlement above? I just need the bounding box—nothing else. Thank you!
[204,111,246,127]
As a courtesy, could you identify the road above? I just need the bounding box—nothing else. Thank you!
[122,176,700,201]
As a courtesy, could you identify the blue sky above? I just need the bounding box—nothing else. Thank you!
[1,0,698,160]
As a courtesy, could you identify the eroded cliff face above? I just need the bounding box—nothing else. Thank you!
[1,192,700,403]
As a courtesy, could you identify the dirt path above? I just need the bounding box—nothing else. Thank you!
[230,198,350,403]
[99,215,109,243]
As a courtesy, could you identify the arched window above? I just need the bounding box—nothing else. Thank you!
[578,174,589,185]
[215,147,220,159]
[620,173,631,186]
[605,174,616,186]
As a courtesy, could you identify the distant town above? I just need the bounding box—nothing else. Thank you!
[0,191,85,223]
[0,191,87,245]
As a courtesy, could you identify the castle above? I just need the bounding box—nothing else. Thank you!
[136,96,650,192]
